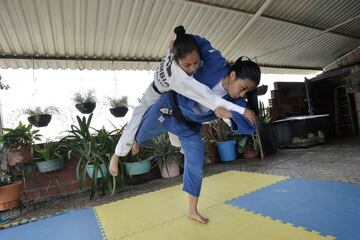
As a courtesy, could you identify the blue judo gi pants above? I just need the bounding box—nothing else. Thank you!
[135,100,204,197]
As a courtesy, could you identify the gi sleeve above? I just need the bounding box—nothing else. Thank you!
[169,62,245,114]
[229,98,256,135]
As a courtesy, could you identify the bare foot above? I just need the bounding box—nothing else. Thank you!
[131,142,140,155]
[187,212,209,224]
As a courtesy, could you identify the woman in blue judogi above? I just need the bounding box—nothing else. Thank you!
[110,27,260,224]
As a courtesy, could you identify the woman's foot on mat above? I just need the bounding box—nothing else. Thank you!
[187,212,209,224]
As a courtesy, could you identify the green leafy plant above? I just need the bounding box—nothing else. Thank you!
[236,134,256,153]
[258,101,271,124]
[149,134,182,175]
[65,114,122,199]
[0,75,10,90]
[0,169,12,187]
[73,90,97,104]
[0,122,41,149]
[33,141,63,162]
[123,152,142,163]
[108,96,128,108]
[23,106,60,116]
[207,119,233,142]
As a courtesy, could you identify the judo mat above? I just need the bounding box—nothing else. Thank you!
[1,171,359,240]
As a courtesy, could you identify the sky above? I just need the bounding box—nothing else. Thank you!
[0,68,317,142]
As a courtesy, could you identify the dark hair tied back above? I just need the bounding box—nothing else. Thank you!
[172,26,200,61]
[230,56,261,86]
[174,26,186,38]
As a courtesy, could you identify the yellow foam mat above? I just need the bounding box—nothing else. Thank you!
[95,171,294,240]
[201,171,287,202]
[125,204,334,240]
[95,185,218,239]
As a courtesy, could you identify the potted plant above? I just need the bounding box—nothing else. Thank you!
[0,169,23,211]
[123,152,153,177]
[150,134,182,178]
[108,96,129,117]
[237,134,259,159]
[24,106,59,127]
[65,114,121,199]
[85,127,120,180]
[33,140,64,173]
[0,122,41,166]
[0,75,10,90]
[208,119,237,162]
[73,90,97,114]
[201,123,219,164]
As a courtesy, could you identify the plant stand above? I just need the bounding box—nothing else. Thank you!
[0,181,23,211]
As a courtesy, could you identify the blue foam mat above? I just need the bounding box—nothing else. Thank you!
[227,178,360,240]
[0,208,103,240]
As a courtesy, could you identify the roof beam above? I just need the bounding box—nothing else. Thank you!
[0,54,162,63]
[0,54,322,71]
[184,0,360,41]
[223,0,272,54]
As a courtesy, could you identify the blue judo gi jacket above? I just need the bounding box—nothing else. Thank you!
[158,35,256,137]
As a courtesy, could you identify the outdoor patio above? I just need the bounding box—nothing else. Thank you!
[1,136,359,240]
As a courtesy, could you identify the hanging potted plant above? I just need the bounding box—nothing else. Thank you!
[33,140,64,173]
[108,96,129,117]
[150,134,182,178]
[73,90,97,114]
[0,122,41,166]
[0,169,23,211]
[0,74,10,90]
[24,106,59,127]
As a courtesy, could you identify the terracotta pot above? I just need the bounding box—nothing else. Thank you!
[0,181,23,211]
[242,146,257,159]
[7,145,33,166]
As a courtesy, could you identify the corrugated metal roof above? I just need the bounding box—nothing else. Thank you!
[200,0,360,38]
[0,0,359,73]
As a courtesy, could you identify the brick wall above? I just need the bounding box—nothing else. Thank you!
[12,155,91,203]
[269,82,308,120]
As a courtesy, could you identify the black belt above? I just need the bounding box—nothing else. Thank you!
[168,91,201,133]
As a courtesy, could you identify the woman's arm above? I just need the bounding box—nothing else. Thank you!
[169,62,246,114]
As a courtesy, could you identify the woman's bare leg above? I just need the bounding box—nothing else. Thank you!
[187,194,209,224]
